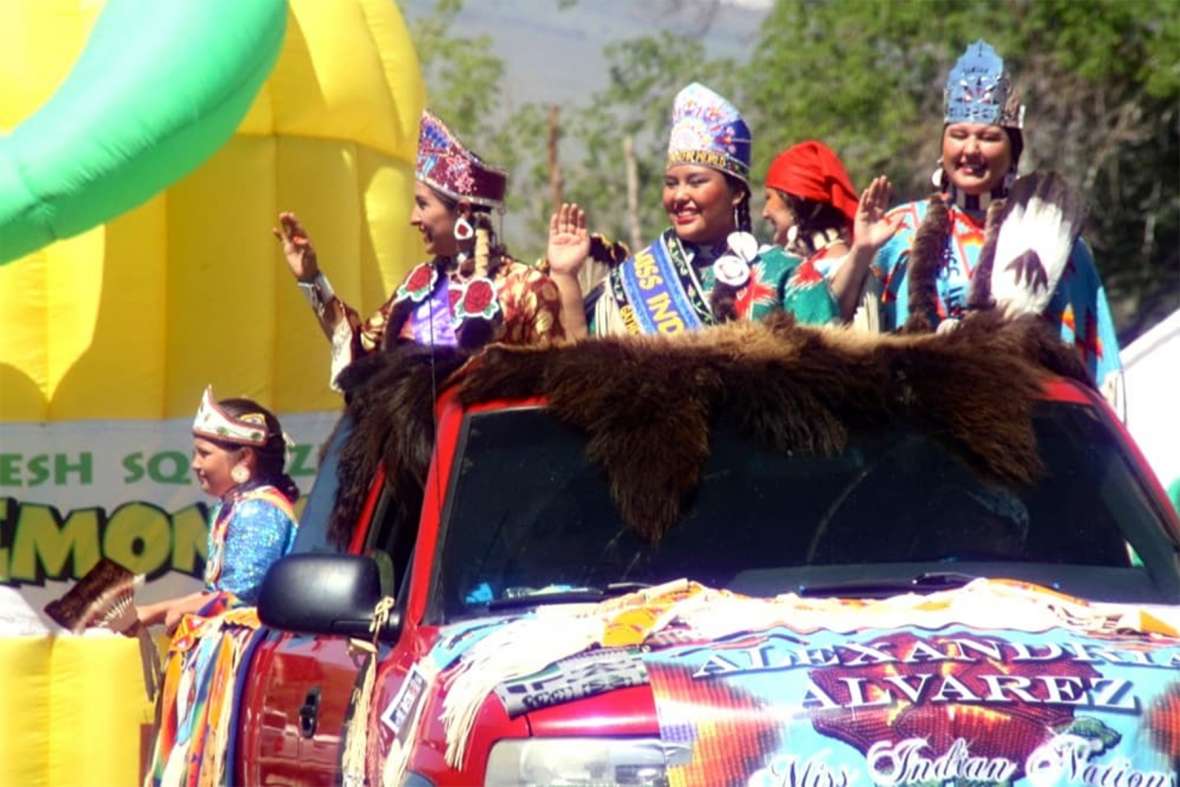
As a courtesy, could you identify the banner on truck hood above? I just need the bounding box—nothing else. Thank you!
[419,579,1180,786]
[648,624,1180,787]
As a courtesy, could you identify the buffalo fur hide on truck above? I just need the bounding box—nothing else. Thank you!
[328,312,1092,548]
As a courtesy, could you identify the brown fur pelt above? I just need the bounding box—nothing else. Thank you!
[966,197,1010,310]
[327,343,471,548]
[900,193,951,334]
[459,312,1091,542]
[330,313,1091,548]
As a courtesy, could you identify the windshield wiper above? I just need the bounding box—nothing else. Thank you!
[797,571,978,598]
[486,581,652,611]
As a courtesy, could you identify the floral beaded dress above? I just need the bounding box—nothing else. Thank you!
[146,485,298,787]
[327,257,564,381]
[587,228,839,337]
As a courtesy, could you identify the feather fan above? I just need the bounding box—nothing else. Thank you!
[44,557,140,634]
[989,172,1086,318]
[43,558,160,700]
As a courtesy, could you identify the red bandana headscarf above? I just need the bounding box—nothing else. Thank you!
[765,141,859,228]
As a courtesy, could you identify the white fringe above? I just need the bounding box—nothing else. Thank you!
[441,579,695,768]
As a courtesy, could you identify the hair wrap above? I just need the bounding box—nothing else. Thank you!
[765,141,859,227]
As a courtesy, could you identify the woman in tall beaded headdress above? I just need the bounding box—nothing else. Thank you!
[547,83,840,338]
[834,41,1122,397]
[141,387,300,786]
[275,110,564,386]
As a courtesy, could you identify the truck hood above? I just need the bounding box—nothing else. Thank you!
[414,580,1180,784]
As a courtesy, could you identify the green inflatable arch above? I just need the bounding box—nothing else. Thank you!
[0,0,286,265]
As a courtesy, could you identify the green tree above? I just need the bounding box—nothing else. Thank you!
[408,0,504,142]
[545,34,740,246]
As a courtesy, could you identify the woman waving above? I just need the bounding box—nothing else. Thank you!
[549,83,840,338]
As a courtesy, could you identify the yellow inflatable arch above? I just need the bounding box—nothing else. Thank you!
[0,2,424,784]
[0,0,425,422]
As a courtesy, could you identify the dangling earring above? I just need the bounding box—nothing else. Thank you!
[231,465,250,485]
[453,215,474,267]
[785,225,799,249]
[453,215,474,242]
[931,165,947,191]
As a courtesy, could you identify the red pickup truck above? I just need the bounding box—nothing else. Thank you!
[239,319,1180,786]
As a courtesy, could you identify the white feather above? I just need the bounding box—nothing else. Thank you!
[990,173,1082,318]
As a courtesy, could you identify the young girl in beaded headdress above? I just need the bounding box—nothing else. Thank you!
[546,83,840,338]
[274,110,564,388]
[141,388,299,785]
[833,41,1122,399]
[138,388,298,629]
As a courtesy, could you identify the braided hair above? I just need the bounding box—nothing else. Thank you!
[469,209,509,278]
[906,125,1025,333]
[779,192,851,255]
[708,175,752,324]
[454,208,510,349]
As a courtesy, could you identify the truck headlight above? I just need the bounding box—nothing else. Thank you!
[484,737,669,786]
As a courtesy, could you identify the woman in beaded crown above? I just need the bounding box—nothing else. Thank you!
[832,40,1123,402]
[545,82,842,338]
[274,110,565,390]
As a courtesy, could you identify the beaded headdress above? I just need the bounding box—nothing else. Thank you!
[416,110,508,208]
[192,386,268,446]
[944,40,1024,129]
[666,83,752,183]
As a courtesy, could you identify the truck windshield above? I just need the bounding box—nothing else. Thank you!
[429,402,1180,622]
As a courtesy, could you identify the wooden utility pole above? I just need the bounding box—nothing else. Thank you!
[547,105,563,211]
[623,134,642,251]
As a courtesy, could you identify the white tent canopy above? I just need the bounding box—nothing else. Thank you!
[1121,308,1180,505]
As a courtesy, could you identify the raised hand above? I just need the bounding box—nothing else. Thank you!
[272,211,320,282]
[546,202,590,279]
[853,176,902,252]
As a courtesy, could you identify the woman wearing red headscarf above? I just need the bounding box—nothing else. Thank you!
[761,140,874,328]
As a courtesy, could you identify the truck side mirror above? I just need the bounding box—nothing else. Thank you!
[258,553,402,641]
